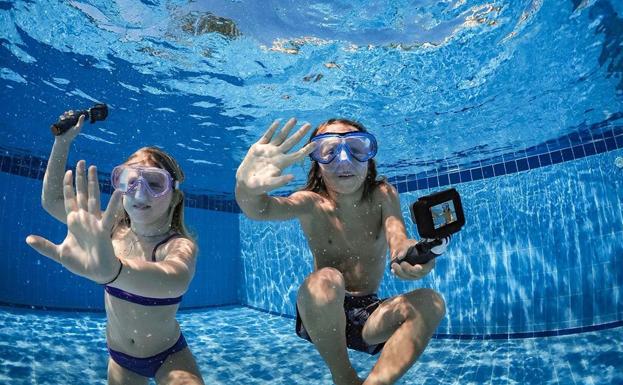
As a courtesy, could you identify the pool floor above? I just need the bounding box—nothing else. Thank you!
[0,306,621,384]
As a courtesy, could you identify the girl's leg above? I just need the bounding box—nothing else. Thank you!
[107,357,149,385]
[155,347,205,385]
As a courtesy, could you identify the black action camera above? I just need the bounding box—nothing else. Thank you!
[410,187,465,239]
[50,103,108,136]
[395,188,465,266]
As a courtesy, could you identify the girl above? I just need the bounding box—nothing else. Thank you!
[27,112,204,385]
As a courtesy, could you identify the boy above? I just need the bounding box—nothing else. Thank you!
[236,118,447,385]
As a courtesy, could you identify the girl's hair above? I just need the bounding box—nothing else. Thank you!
[111,146,194,240]
[300,118,386,201]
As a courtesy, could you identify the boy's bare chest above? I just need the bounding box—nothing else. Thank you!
[302,202,386,257]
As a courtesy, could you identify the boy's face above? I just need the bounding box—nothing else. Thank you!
[316,123,369,195]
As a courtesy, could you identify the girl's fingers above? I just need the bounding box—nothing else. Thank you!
[63,170,78,215]
[102,190,123,231]
[25,235,61,263]
[87,165,102,218]
[75,160,88,211]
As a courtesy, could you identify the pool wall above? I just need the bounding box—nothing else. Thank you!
[240,148,623,336]
[0,171,241,310]
[0,145,621,337]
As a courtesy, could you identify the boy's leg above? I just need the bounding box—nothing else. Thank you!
[297,267,363,385]
[360,288,446,385]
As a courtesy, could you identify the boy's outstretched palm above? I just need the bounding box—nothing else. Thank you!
[236,118,316,194]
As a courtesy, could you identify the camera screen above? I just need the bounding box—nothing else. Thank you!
[430,200,457,229]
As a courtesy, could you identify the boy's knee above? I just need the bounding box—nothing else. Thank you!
[419,288,446,322]
[298,267,345,307]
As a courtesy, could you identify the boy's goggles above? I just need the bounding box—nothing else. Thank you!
[309,132,378,164]
[111,165,176,198]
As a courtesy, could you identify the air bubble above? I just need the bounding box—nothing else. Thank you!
[615,157,623,169]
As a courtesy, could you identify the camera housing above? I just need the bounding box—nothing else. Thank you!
[50,103,108,136]
[410,187,465,239]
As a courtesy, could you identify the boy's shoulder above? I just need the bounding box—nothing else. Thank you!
[371,180,398,201]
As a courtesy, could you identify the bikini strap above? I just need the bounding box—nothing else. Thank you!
[151,233,183,262]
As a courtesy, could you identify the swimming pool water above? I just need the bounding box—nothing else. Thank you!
[1,306,622,385]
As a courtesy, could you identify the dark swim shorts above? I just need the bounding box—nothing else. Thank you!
[296,293,386,355]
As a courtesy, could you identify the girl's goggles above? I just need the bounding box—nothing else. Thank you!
[309,132,378,164]
[111,166,177,198]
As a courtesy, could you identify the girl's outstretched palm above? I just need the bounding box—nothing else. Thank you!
[26,162,123,284]
[236,118,316,194]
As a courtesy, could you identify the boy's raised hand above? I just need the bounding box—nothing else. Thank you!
[236,118,317,195]
[26,161,123,284]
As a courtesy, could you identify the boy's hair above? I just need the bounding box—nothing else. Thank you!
[111,146,194,241]
[300,118,385,201]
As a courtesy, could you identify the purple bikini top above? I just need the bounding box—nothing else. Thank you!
[105,233,184,306]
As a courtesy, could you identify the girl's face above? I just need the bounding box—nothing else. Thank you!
[316,123,369,195]
[121,161,174,225]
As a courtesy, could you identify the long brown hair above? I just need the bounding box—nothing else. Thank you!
[300,118,385,201]
[111,147,195,240]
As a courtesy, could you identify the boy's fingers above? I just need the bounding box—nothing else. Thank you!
[282,142,316,167]
[267,174,294,191]
[258,119,281,144]
[281,122,313,152]
[26,235,61,263]
[271,118,297,146]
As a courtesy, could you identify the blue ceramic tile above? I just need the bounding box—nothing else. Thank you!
[538,153,552,167]
[10,158,20,174]
[602,129,615,139]
[460,170,472,182]
[568,132,582,146]
[616,135,623,148]
[527,156,540,169]
[471,168,483,181]
[613,125,623,136]
[427,176,439,188]
[516,158,529,172]
[406,178,418,191]
[493,163,506,176]
[438,173,449,186]
[505,160,518,173]
[416,178,427,190]
[550,150,563,164]
[482,165,494,178]
[571,145,585,159]
[594,140,607,153]
[449,172,460,184]
[605,137,617,150]
[561,148,574,161]
[583,143,596,156]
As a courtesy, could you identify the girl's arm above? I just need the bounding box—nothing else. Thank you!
[42,114,85,224]
[108,237,198,298]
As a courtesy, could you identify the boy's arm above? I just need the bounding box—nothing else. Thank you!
[379,182,437,280]
[377,182,412,260]
[235,118,316,221]
[42,114,85,224]
[235,185,314,221]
